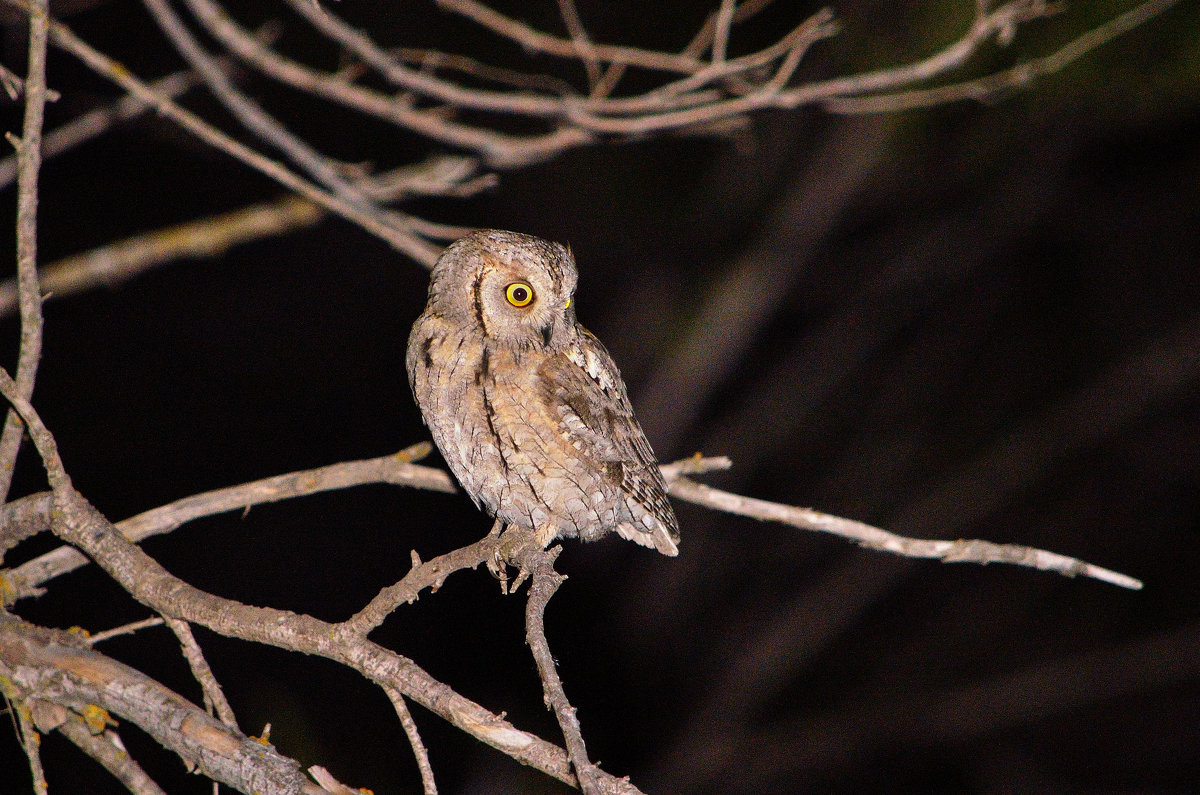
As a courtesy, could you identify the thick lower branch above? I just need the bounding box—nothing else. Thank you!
[0,615,325,795]
[44,487,639,793]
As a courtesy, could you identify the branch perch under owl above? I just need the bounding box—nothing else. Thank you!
[0,405,1142,795]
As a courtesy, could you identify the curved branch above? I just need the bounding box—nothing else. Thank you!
[6,443,452,600]
[183,0,592,167]
[0,615,328,795]
[0,0,49,502]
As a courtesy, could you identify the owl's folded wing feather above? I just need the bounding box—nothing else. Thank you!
[537,327,680,555]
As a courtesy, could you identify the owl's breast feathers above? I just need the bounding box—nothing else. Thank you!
[407,317,504,513]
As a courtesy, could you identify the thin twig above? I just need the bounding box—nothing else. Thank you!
[0,195,325,319]
[665,474,1143,590]
[86,617,166,645]
[556,0,602,88]
[711,0,737,64]
[15,697,49,795]
[283,0,567,118]
[164,617,239,729]
[682,0,779,59]
[140,0,408,239]
[308,766,364,794]
[175,0,1171,167]
[346,536,498,634]
[558,0,1161,134]
[438,0,704,73]
[396,46,580,96]
[184,0,591,168]
[610,8,837,113]
[0,155,489,319]
[522,546,602,794]
[7,442,451,600]
[384,686,438,795]
[822,0,1183,114]
[0,0,50,503]
[0,61,25,98]
[0,67,200,192]
[58,720,168,795]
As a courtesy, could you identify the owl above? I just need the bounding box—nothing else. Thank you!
[406,229,679,556]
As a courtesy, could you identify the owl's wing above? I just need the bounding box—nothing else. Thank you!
[539,327,680,555]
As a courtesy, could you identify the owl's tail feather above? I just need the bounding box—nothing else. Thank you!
[616,521,679,557]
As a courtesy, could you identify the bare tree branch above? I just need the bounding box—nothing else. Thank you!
[346,536,496,634]
[85,617,165,646]
[0,1,443,264]
[183,0,591,168]
[0,366,642,791]
[0,195,324,318]
[823,0,1184,114]
[667,475,1142,589]
[0,154,491,319]
[0,492,51,564]
[521,544,603,794]
[140,0,417,246]
[0,67,199,192]
[12,692,48,795]
[0,0,49,503]
[556,0,602,88]
[0,616,328,795]
[5,442,452,600]
[384,686,438,795]
[163,617,238,729]
[57,719,168,795]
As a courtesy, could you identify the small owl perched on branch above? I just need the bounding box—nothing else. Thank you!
[407,229,679,556]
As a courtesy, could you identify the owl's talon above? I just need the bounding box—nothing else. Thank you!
[489,526,544,594]
[508,567,531,593]
[486,547,510,594]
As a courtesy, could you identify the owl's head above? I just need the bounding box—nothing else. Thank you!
[427,229,579,348]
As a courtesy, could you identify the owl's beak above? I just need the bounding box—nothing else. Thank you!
[565,298,572,309]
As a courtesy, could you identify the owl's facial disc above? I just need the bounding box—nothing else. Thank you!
[473,261,569,347]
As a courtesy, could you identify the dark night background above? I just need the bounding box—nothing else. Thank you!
[2,0,1199,792]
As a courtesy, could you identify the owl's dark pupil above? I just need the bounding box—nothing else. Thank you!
[512,287,528,302]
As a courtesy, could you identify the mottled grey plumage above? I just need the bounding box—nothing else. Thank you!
[406,229,679,556]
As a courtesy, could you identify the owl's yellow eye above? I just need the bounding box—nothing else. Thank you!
[505,282,534,307]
